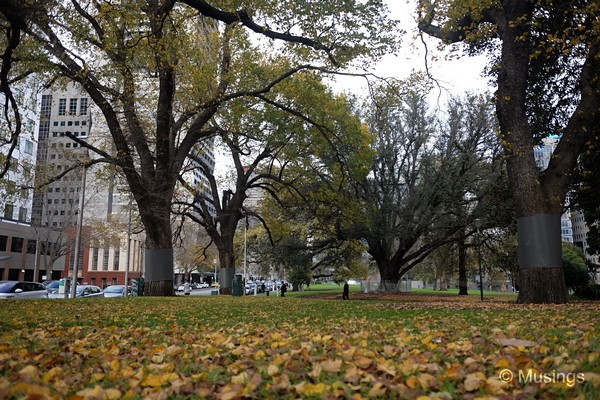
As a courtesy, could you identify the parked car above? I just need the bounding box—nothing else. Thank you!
[177,284,185,292]
[49,284,104,298]
[198,282,210,289]
[0,281,48,299]
[211,282,220,287]
[245,283,256,295]
[43,280,60,295]
[103,285,131,298]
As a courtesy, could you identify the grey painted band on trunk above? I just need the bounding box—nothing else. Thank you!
[144,248,174,281]
[517,214,562,268]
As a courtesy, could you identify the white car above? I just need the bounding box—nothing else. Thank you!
[0,281,48,299]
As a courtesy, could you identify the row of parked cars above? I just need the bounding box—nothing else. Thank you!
[175,281,213,291]
[0,280,131,299]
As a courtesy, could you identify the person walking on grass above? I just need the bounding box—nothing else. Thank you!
[343,281,349,300]
[184,281,191,295]
[281,282,287,297]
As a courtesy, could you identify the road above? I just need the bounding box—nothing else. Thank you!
[175,288,273,296]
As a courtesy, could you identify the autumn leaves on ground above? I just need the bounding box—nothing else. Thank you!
[1,293,598,400]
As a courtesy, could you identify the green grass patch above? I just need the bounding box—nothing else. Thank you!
[0,295,597,399]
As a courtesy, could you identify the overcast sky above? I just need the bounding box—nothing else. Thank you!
[333,0,493,101]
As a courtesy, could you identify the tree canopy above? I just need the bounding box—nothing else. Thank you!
[418,0,600,303]
[347,82,504,291]
[0,0,399,295]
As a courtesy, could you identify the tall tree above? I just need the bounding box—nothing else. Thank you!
[0,0,397,295]
[177,70,371,292]
[418,0,600,303]
[350,85,502,292]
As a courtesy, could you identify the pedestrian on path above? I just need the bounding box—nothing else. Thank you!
[343,281,349,300]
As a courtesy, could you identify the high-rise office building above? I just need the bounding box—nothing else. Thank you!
[30,82,145,286]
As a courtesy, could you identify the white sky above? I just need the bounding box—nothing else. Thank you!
[332,0,493,100]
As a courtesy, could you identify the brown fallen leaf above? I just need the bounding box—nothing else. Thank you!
[495,338,537,347]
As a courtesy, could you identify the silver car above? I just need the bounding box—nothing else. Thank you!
[49,284,104,298]
[0,281,48,299]
[103,285,130,298]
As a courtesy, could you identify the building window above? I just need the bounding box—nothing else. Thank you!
[80,98,88,115]
[24,140,34,155]
[18,207,27,222]
[0,235,7,251]
[11,237,23,253]
[58,98,66,115]
[113,247,120,271]
[69,98,77,115]
[41,95,52,118]
[92,248,99,271]
[103,244,110,271]
[4,204,14,219]
[26,239,37,254]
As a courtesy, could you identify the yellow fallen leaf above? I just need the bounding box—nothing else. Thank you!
[267,364,280,377]
[418,373,437,390]
[486,376,509,394]
[295,381,328,396]
[355,356,373,369]
[582,372,600,385]
[464,372,485,392]
[231,371,248,385]
[18,365,39,381]
[9,383,51,397]
[406,375,419,389]
[109,359,120,371]
[42,367,64,383]
[377,360,396,376]
[141,374,165,387]
[495,338,537,347]
[91,372,105,381]
[446,364,463,378]
[77,384,106,399]
[320,359,342,373]
[368,382,386,397]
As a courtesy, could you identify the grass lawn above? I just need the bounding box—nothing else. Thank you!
[0,293,598,399]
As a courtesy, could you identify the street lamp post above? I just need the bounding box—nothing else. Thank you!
[124,194,132,297]
[243,215,247,283]
[474,220,484,301]
[70,165,87,299]
[213,258,217,285]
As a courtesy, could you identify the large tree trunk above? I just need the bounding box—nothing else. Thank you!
[515,214,566,303]
[219,251,235,295]
[141,198,175,296]
[377,261,400,292]
[495,2,567,303]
